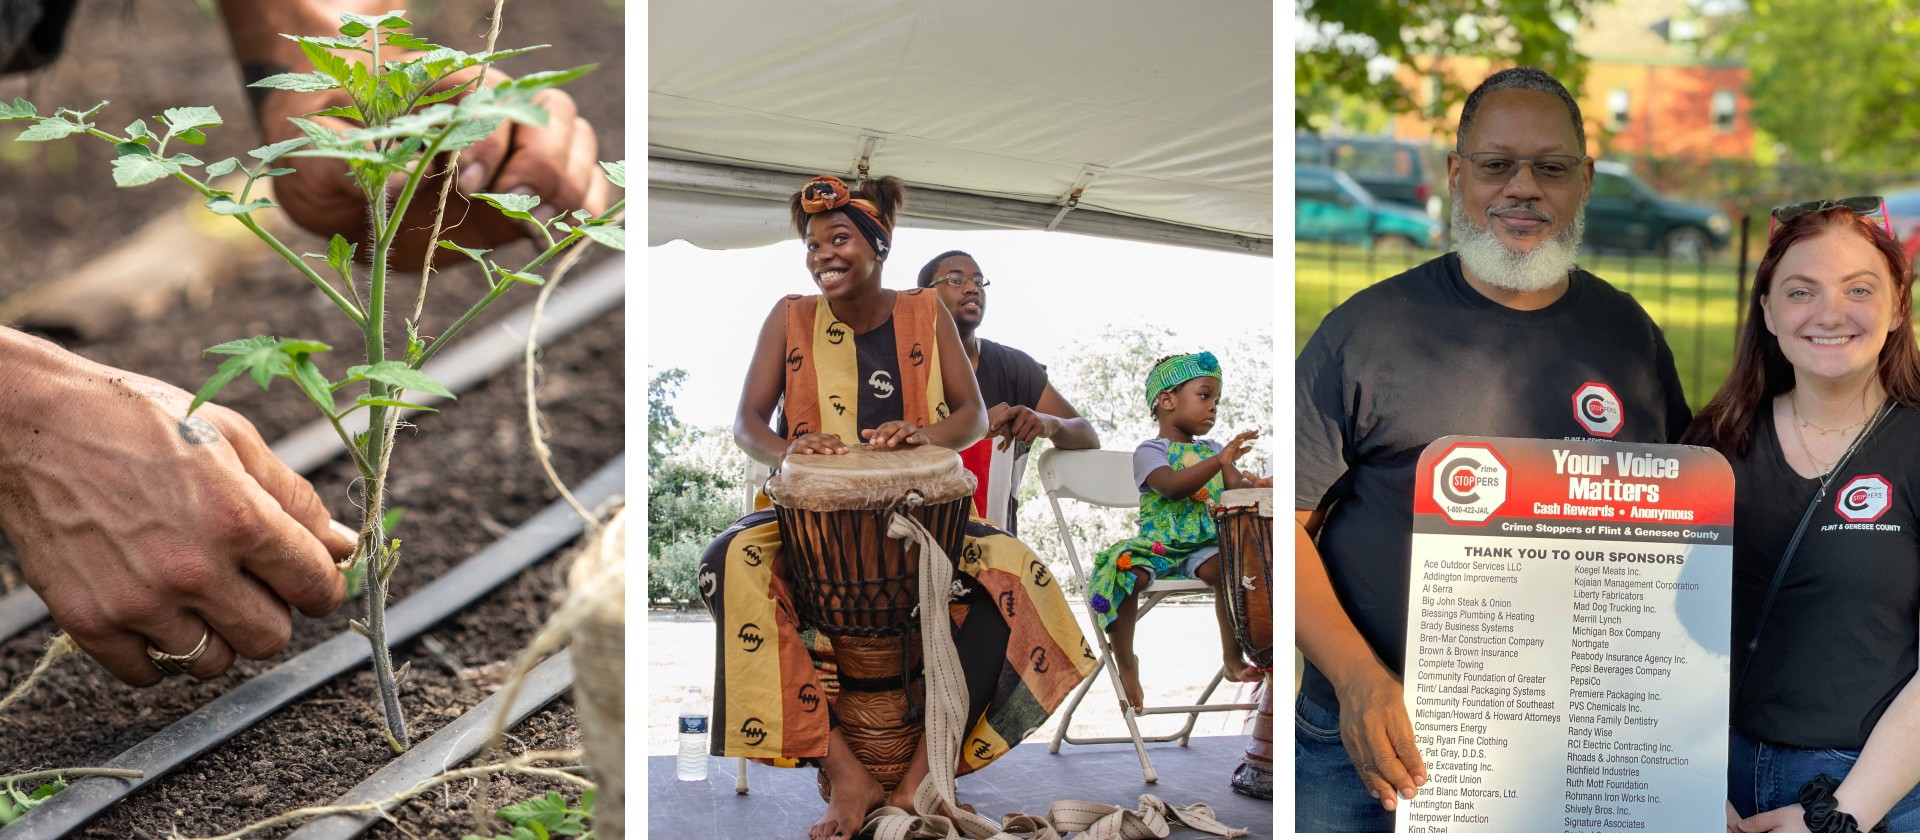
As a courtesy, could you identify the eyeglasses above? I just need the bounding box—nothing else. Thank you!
[1768,196,1890,237]
[1456,152,1588,186]
[933,272,990,289]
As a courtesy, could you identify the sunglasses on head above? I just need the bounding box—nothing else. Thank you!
[1769,195,1891,237]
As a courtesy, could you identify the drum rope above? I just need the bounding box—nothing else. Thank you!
[860,512,1248,840]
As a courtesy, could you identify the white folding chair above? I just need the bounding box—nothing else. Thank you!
[1038,448,1254,784]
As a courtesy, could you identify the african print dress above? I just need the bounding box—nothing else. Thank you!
[697,289,1094,772]
[1086,439,1225,630]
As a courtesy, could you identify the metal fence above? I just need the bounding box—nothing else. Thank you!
[1293,229,1758,411]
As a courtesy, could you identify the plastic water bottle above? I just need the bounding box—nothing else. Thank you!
[678,686,710,781]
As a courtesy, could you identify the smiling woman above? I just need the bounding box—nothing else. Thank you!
[1684,204,1920,832]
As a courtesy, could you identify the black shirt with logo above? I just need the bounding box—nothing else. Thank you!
[1295,253,1691,714]
[1730,403,1920,750]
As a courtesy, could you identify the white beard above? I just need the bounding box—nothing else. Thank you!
[1452,189,1586,293]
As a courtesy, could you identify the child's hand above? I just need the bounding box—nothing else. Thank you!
[1217,429,1259,465]
[785,433,850,457]
[861,421,928,448]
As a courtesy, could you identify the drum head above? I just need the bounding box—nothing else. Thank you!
[1218,487,1272,516]
[770,444,976,511]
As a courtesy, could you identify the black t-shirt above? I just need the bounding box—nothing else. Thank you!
[974,337,1048,534]
[1729,403,1920,750]
[1295,253,1691,713]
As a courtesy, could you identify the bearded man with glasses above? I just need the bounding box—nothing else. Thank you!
[1293,66,1694,831]
[917,251,1099,534]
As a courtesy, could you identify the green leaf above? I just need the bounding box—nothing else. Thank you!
[177,128,207,145]
[346,361,455,400]
[250,72,341,93]
[162,106,222,134]
[472,191,541,221]
[204,336,276,356]
[307,104,365,121]
[339,11,412,34]
[299,40,355,84]
[600,160,625,189]
[498,792,569,827]
[381,506,406,533]
[498,269,545,287]
[124,119,151,140]
[579,223,625,251]
[282,33,364,51]
[496,65,597,96]
[205,195,276,215]
[246,138,309,164]
[437,240,490,263]
[0,98,36,120]
[113,142,151,158]
[277,338,333,355]
[205,157,239,177]
[438,114,503,154]
[414,83,471,108]
[62,101,107,121]
[287,117,339,147]
[355,395,437,412]
[264,167,296,177]
[16,118,82,142]
[191,355,255,414]
[166,153,203,167]
[327,234,357,278]
[293,355,334,411]
[111,155,181,187]
[384,32,435,51]
[474,98,547,128]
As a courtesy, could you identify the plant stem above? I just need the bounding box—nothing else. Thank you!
[359,170,411,752]
[0,768,143,787]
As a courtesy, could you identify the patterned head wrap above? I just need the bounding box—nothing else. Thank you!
[799,175,892,260]
[1145,351,1222,408]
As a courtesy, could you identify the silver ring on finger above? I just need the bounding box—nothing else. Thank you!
[146,629,211,677]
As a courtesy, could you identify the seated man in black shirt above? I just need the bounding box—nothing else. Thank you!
[918,251,1100,533]
[1294,67,1691,831]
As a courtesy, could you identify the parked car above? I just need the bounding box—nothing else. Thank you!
[1881,190,1920,267]
[1296,163,1441,250]
[1297,132,1438,215]
[1582,161,1731,261]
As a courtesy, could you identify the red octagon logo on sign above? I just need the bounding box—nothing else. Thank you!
[1836,474,1893,523]
[1572,382,1624,438]
[1431,443,1510,525]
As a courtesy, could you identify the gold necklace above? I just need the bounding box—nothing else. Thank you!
[1790,389,1869,434]
[1788,391,1866,476]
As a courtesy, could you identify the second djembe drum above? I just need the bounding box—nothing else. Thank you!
[767,444,975,797]
[1215,487,1274,799]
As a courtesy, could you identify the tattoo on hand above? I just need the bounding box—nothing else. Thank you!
[178,416,221,446]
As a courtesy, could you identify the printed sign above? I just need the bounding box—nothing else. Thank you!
[1398,436,1733,833]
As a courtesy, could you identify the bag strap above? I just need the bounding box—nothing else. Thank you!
[1734,398,1895,697]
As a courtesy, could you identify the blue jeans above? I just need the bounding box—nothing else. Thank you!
[1295,692,1393,832]
[1729,727,1920,832]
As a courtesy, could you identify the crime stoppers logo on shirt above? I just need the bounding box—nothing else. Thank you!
[1836,474,1893,522]
[1572,382,1624,438]
[1432,443,1509,524]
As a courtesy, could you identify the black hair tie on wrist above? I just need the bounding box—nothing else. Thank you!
[1798,774,1889,832]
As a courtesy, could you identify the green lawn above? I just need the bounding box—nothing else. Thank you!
[1292,242,1749,410]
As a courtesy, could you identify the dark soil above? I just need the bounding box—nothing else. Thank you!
[0,0,625,837]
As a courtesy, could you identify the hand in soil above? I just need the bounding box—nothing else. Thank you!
[0,340,353,685]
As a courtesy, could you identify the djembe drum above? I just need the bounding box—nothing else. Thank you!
[767,444,976,798]
[1215,487,1273,799]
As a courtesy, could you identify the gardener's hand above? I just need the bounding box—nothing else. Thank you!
[0,339,353,685]
[255,65,608,268]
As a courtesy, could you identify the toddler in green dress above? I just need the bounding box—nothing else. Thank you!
[1088,351,1268,713]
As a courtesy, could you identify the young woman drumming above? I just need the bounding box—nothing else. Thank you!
[697,175,1093,840]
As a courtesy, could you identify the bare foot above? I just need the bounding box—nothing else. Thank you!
[1117,651,1145,714]
[811,771,885,840]
[1223,654,1261,683]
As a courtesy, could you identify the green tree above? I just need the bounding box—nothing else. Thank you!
[1712,0,1920,173]
[1297,0,1595,131]
[646,368,745,608]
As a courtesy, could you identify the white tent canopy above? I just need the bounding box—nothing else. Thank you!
[647,0,1273,255]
